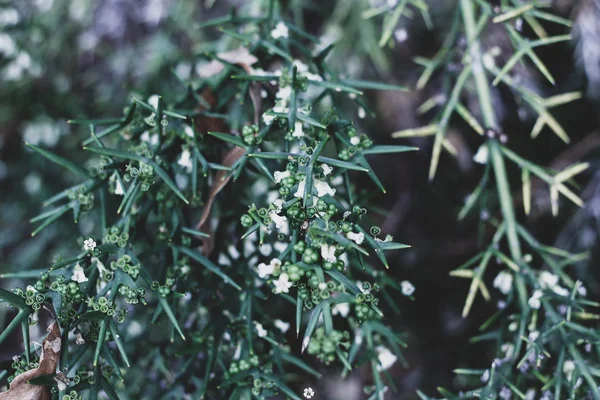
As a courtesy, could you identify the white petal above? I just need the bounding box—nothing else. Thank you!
[473,144,489,164]
[314,180,336,197]
[332,303,350,317]
[294,179,307,198]
[274,319,290,333]
[321,164,333,176]
[292,121,304,138]
[320,244,336,263]
[274,170,291,183]
[346,231,364,245]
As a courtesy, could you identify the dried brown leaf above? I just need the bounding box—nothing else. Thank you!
[195,146,246,255]
[0,323,61,400]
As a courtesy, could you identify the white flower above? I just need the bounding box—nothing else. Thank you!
[273,199,284,213]
[0,33,17,57]
[321,244,337,263]
[321,164,333,176]
[83,238,96,251]
[271,22,289,39]
[75,332,85,345]
[401,280,415,296]
[358,107,366,119]
[303,387,315,399]
[274,319,290,333]
[481,369,490,382]
[273,241,287,253]
[493,271,513,295]
[539,271,559,289]
[24,173,41,194]
[294,179,306,198]
[528,290,543,309]
[394,28,408,43]
[114,177,124,196]
[525,389,536,400]
[272,103,288,114]
[176,174,188,190]
[4,51,39,81]
[71,263,88,283]
[0,8,19,27]
[483,52,497,70]
[140,131,159,145]
[375,346,397,371]
[262,113,275,125]
[183,124,194,138]
[563,360,576,381]
[218,253,232,266]
[538,271,570,297]
[346,231,365,245]
[332,303,350,317]
[92,257,107,275]
[178,149,193,172]
[35,0,54,12]
[515,18,523,31]
[553,285,570,297]
[23,119,62,147]
[292,121,304,138]
[273,273,293,294]
[257,258,281,279]
[54,377,67,392]
[528,331,539,342]
[274,170,291,183]
[276,85,292,102]
[254,322,267,338]
[350,136,361,146]
[473,144,489,164]
[148,94,160,110]
[269,211,288,229]
[501,343,515,359]
[259,243,273,256]
[354,329,364,345]
[553,285,570,296]
[314,179,336,197]
[499,387,511,400]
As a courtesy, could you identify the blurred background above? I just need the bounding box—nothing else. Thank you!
[1,0,599,398]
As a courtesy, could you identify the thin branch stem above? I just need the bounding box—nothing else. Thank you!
[459,0,529,355]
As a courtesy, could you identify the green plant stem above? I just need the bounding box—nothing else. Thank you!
[459,0,529,354]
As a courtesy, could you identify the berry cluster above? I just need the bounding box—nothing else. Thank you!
[151,278,174,298]
[241,124,263,146]
[103,226,129,248]
[87,296,117,315]
[306,327,351,364]
[118,284,145,304]
[109,254,139,280]
[337,127,374,160]
[8,355,39,384]
[67,186,95,213]
[49,276,84,304]
[124,161,155,192]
